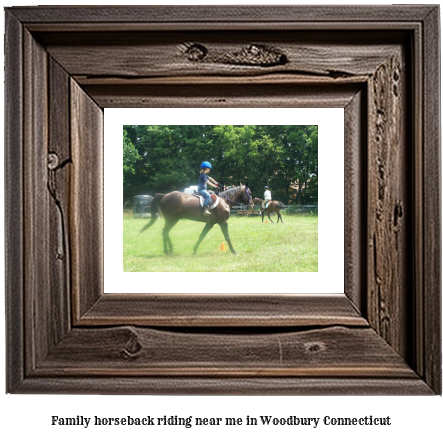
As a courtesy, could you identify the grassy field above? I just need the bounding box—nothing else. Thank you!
[124,214,317,272]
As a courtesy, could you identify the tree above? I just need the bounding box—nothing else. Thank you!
[122,125,318,206]
[123,129,141,182]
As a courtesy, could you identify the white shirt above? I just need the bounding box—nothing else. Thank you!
[264,190,272,201]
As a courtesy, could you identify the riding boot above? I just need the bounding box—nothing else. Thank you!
[203,206,211,216]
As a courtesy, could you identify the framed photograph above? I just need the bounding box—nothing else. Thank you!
[5,5,440,394]
[106,108,342,294]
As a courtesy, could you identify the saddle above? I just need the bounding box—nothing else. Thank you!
[192,190,220,209]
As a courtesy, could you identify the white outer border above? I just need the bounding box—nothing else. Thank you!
[2,1,440,434]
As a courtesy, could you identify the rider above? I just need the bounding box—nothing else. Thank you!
[262,185,272,210]
[198,161,219,216]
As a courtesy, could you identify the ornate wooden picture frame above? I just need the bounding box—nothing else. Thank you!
[5,6,441,394]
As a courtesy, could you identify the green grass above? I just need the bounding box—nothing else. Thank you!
[124,215,318,272]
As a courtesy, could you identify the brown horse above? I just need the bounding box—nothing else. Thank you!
[140,185,253,255]
[253,197,285,223]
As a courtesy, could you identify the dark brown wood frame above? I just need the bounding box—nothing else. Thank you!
[5,6,441,394]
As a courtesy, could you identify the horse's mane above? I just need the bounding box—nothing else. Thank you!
[254,197,264,203]
[219,185,243,197]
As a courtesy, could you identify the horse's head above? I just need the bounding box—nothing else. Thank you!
[219,184,254,209]
[241,184,254,210]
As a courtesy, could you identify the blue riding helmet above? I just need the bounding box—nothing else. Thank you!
[201,161,212,169]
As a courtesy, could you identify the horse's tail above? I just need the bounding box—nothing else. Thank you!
[277,202,286,209]
[139,193,164,234]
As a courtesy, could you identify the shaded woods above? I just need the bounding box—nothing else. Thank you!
[123,125,318,206]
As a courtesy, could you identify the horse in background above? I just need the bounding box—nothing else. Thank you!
[253,197,285,223]
[140,185,253,255]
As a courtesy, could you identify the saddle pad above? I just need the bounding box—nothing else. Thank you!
[192,193,220,209]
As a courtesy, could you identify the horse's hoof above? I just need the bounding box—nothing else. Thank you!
[231,251,239,256]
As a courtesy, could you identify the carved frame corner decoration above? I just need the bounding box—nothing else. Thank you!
[4,5,441,394]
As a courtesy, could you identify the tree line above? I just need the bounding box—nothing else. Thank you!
[123,125,318,206]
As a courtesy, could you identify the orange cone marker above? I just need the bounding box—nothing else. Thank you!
[221,243,226,252]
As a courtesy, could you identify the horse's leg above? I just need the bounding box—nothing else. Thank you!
[162,218,179,255]
[261,211,264,222]
[278,210,284,223]
[193,222,214,255]
[268,212,274,223]
[219,221,237,255]
[161,227,169,255]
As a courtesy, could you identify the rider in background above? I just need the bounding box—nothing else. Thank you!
[262,185,272,210]
[198,161,219,216]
